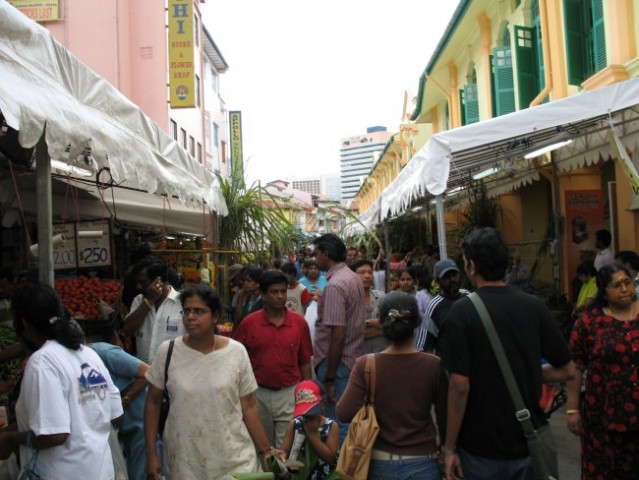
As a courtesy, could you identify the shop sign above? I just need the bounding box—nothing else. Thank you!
[77,220,111,268]
[168,0,195,108]
[53,223,77,270]
[229,111,243,177]
[7,0,59,22]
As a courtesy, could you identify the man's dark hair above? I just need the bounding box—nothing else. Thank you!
[350,259,373,272]
[244,265,263,284]
[280,262,297,277]
[595,229,612,248]
[131,256,168,282]
[313,233,346,263]
[259,270,289,293]
[615,250,639,271]
[461,227,509,281]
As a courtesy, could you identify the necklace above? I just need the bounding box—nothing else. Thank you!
[185,334,217,353]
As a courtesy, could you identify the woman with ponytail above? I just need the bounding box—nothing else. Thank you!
[337,291,447,480]
[0,282,123,479]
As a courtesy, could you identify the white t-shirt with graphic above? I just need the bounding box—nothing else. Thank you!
[16,340,123,480]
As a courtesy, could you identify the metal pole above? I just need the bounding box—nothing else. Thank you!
[435,194,447,259]
[383,221,391,293]
[35,133,53,286]
[551,153,564,293]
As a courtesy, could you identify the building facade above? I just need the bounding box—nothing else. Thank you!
[357,0,639,297]
[14,0,229,179]
[340,126,392,202]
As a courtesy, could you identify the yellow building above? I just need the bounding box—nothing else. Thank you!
[356,0,639,298]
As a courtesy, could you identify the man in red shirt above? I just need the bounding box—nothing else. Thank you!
[233,270,313,447]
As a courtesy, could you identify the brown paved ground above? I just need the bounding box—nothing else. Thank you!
[549,409,581,480]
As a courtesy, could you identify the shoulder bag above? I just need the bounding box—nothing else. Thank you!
[468,293,558,480]
[336,353,379,480]
[158,339,175,437]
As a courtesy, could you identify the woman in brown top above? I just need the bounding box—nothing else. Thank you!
[336,291,446,480]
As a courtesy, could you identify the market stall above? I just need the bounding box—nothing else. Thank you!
[0,1,228,289]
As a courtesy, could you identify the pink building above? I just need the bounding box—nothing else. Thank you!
[12,0,229,175]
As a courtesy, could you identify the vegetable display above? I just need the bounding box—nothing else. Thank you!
[55,276,122,320]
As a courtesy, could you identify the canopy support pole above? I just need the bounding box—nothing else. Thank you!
[435,195,447,259]
[35,132,53,286]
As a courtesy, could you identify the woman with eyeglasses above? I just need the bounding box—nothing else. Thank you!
[144,284,274,480]
[566,263,639,479]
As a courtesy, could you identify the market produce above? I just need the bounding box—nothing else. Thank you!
[54,276,122,320]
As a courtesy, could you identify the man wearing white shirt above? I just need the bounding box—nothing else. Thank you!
[123,257,185,363]
[593,228,614,271]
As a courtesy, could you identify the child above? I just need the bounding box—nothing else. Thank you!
[281,380,339,480]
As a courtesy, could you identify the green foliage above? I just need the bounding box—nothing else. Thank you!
[450,182,499,241]
[216,173,303,262]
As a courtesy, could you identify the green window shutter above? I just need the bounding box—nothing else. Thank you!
[515,26,537,109]
[532,0,546,99]
[591,0,607,71]
[464,84,479,124]
[489,54,497,117]
[445,102,450,130]
[563,0,586,85]
[459,89,466,126]
[493,47,515,115]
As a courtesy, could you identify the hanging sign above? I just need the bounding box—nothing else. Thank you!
[609,129,639,200]
[168,0,195,108]
[52,223,77,270]
[77,221,111,267]
[7,0,59,22]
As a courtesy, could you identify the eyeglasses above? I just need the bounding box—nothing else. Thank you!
[606,279,634,290]
[181,307,210,316]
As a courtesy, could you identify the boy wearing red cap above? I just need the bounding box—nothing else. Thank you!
[280,380,339,479]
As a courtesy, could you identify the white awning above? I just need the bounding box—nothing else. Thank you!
[0,1,227,215]
[379,78,639,220]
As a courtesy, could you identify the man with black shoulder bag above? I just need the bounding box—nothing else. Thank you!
[442,228,576,480]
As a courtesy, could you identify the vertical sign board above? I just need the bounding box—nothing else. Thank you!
[7,0,59,22]
[564,189,604,301]
[53,223,77,270]
[77,221,112,268]
[229,111,244,178]
[168,0,195,108]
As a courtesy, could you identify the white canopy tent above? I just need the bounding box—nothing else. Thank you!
[0,1,228,282]
[369,78,639,257]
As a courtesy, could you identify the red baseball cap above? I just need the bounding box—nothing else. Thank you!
[293,380,324,417]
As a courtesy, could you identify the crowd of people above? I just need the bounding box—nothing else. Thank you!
[0,226,636,479]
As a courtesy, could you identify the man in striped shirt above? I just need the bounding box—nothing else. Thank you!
[415,258,470,355]
[312,233,366,442]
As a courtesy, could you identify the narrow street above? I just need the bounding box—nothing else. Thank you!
[548,409,581,479]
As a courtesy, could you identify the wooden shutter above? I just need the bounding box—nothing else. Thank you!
[489,54,497,117]
[563,0,586,85]
[464,84,479,124]
[591,0,607,72]
[493,47,515,115]
[515,26,537,109]
[459,89,466,126]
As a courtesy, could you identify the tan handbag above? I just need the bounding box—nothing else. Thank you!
[336,354,379,480]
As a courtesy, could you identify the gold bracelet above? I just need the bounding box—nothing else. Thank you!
[143,298,153,310]
[566,409,580,415]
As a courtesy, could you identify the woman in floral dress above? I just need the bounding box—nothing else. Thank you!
[567,263,639,479]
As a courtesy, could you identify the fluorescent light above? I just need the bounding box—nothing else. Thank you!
[51,159,94,177]
[447,186,464,196]
[524,139,573,159]
[472,166,499,180]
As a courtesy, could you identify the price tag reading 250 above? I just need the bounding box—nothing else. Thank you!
[77,221,111,267]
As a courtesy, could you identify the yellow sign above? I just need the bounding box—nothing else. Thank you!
[609,129,639,200]
[229,111,244,177]
[8,0,58,22]
[168,0,194,108]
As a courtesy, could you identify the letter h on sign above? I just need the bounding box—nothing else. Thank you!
[172,3,188,34]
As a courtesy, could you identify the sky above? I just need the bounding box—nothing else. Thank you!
[201,1,460,185]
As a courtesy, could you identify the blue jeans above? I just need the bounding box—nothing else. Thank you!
[459,449,534,480]
[369,456,440,480]
[315,359,351,443]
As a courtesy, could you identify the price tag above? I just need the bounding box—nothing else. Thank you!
[77,220,111,267]
[53,223,77,270]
